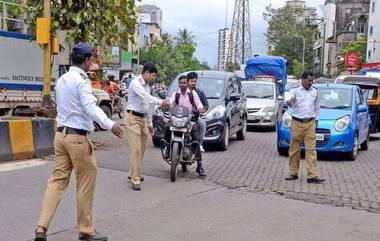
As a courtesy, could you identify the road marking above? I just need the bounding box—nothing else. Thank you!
[0,159,48,172]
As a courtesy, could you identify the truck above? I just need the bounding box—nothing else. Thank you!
[244,56,288,96]
[0,31,113,118]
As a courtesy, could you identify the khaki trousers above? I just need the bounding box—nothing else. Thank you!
[38,132,97,236]
[125,113,148,185]
[288,119,318,178]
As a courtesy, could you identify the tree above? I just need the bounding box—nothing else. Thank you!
[264,4,316,74]
[139,30,205,85]
[337,35,368,74]
[175,28,196,46]
[25,0,137,50]
[226,62,240,72]
[292,59,304,79]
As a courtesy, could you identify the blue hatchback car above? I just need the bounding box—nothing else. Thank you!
[277,84,371,160]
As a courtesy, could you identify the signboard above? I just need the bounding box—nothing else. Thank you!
[345,52,360,71]
[121,51,132,64]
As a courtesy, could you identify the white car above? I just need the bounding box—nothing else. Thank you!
[242,81,283,128]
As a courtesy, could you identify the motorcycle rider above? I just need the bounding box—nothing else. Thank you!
[163,75,207,177]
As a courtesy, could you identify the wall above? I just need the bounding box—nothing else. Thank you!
[367,0,380,62]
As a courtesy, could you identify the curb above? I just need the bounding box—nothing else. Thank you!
[0,118,56,162]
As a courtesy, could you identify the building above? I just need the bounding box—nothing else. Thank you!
[315,0,370,77]
[138,4,163,48]
[285,0,318,21]
[367,0,380,62]
[217,28,230,71]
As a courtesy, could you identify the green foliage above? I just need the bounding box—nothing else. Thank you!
[264,4,316,73]
[337,35,368,74]
[292,59,304,79]
[226,62,240,72]
[139,29,206,85]
[25,0,137,50]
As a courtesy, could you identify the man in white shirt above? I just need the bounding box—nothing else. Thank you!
[285,71,325,184]
[125,63,170,190]
[34,43,124,241]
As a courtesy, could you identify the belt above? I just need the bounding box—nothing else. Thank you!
[292,116,315,123]
[57,127,88,136]
[127,109,145,118]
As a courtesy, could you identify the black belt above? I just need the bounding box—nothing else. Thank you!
[57,127,88,136]
[127,110,145,118]
[292,116,315,123]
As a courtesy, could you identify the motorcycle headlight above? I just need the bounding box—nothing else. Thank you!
[206,105,226,120]
[154,106,163,116]
[335,115,350,132]
[171,116,188,128]
[261,106,275,113]
[282,112,292,128]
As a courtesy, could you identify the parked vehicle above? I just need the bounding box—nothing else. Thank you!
[159,105,200,182]
[277,84,370,160]
[284,79,300,107]
[335,75,380,133]
[153,70,247,150]
[244,56,288,96]
[242,81,283,128]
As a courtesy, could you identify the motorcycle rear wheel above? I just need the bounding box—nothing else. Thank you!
[170,142,180,182]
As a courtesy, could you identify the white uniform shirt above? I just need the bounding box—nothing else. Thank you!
[287,85,320,120]
[56,66,115,132]
[127,75,163,126]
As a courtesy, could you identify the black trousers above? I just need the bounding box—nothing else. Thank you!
[163,124,202,162]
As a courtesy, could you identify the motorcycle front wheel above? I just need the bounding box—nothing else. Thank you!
[170,142,180,182]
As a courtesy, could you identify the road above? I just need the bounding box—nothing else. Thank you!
[1,128,380,241]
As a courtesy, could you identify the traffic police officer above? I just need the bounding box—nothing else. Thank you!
[34,42,124,241]
[285,71,325,184]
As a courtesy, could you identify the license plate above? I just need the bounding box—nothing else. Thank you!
[248,115,256,120]
[316,134,324,141]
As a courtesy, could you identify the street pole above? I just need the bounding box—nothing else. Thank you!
[42,0,52,107]
[321,21,326,76]
[302,38,305,73]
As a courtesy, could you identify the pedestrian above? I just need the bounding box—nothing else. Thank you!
[285,71,325,184]
[187,72,209,152]
[125,63,170,190]
[34,42,124,241]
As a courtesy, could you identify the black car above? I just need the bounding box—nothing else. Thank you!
[152,70,247,150]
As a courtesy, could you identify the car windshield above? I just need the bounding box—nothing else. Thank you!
[319,88,352,109]
[242,82,274,99]
[167,77,225,99]
[285,81,299,91]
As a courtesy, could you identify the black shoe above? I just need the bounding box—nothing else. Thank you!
[196,166,207,178]
[306,176,325,184]
[79,230,107,241]
[34,230,47,241]
[284,174,298,181]
[132,183,141,191]
[128,176,144,182]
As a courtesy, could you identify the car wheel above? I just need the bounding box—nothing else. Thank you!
[347,134,359,161]
[220,123,230,151]
[360,132,370,151]
[94,105,112,131]
[277,145,288,156]
[236,117,247,140]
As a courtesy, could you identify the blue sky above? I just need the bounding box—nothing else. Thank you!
[138,0,323,68]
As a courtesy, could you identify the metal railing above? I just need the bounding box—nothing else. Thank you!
[0,1,35,34]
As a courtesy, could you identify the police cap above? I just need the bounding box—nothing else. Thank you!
[72,42,93,57]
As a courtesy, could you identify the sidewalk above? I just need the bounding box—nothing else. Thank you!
[1,160,380,241]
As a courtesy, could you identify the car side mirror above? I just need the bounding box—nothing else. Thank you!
[230,94,241,101]
[158,90,167,99]
[358,105,368,113]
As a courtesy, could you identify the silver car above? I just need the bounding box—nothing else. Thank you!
[242,81,283,128]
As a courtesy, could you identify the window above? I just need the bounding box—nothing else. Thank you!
[370,26,374,36]
[356,89,362,106]
[357,15,367,33]
[368,49,372,59]
[372,1,376,13]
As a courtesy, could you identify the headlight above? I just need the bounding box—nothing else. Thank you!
[282,112,292,128]
[261,106,275,113]
[206,105,226,119]
[171,116,188,128]
[335,115,350,132]
[154,106,163,116]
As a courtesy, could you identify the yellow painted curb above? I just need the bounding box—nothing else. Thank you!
[8,120,35,160]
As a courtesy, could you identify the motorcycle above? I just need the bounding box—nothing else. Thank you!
[112,89,126,119]
[160,105,200,182]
